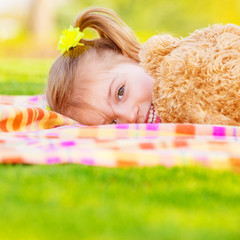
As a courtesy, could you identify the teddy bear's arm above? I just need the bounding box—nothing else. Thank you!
[154,97,239,126]
[201,111,239,126]
[180,108,238,126]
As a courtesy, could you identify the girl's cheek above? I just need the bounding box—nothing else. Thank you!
[143,79,153,97]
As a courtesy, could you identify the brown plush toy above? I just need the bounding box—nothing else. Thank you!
[139,24,240,126]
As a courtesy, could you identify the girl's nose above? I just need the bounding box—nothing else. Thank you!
[117,105,139,123]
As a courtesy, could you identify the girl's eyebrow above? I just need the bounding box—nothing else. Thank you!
[108,76,118,99]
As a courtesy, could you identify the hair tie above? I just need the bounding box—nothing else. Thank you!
[57,26,84,54]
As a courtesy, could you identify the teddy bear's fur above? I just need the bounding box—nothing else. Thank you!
[139,24,240,126]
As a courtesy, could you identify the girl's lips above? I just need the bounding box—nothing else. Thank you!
[145,103,162,123]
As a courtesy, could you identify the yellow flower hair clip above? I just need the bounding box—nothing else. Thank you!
[57,26,84,54]
[46,105,51,111]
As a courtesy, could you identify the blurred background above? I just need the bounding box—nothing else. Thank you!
[1,0,240,58]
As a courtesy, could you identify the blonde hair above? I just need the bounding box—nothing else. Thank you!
[46,7,142,122]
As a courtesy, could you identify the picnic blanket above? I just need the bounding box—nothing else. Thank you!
[0,94,240,172]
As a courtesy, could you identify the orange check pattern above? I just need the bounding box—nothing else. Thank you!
[0,95,239,172]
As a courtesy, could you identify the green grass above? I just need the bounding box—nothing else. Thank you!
[0,58,240,240]
[0,58,52,95]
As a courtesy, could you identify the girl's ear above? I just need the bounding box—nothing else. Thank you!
[139,34,180,78]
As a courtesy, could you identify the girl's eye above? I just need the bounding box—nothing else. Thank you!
[117,85,125,100]
[111,119,117,124]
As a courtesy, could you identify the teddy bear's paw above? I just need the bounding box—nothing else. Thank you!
[139,34,180,78]
[214,23,240,36]
[139,34,179,62]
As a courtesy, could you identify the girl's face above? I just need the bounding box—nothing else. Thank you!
[75,61,161,125]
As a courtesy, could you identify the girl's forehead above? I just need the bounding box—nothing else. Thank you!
[69,91,112,125]
[82,65,120,92]
[73,73,115,117]
[78,97,113,125]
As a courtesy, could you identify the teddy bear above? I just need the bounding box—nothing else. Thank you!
[139,24,240,126]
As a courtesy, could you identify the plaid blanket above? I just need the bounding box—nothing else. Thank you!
[0,95,240,172]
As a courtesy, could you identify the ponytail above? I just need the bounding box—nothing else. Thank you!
[73,7,141,61]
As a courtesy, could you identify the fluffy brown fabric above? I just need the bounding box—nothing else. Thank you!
[139,24,240,126]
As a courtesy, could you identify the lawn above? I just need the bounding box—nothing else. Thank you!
[0,58,240,240]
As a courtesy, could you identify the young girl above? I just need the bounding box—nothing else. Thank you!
[46,7,161,125]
